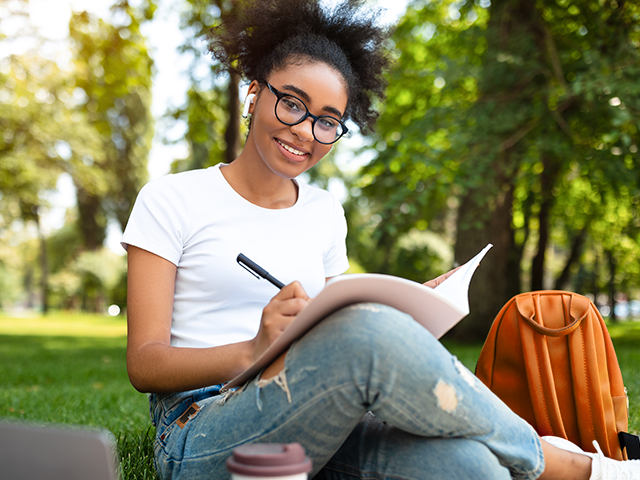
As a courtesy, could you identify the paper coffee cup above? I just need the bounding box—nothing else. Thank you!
[226,443,312,480]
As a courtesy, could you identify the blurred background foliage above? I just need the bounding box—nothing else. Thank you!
[1,0,639,341]
[349,0,640,339]
[1,0,153,314]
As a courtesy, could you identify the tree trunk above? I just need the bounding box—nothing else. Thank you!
[76,186,106,250]
[444,0,541,342]
[225,70,241,163]
[554,227,587,290]
[36,212,49,315]
[446,169,517,342]
[530,212,548,291]
[506,228,523,300]
[531,155,558,290]
[591,248,599,301]
[114,137,145,233]
[24,265,35,309]
[506,192,534,298]
[607,249,617,322]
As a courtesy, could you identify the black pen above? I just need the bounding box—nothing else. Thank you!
[237,253,286,289]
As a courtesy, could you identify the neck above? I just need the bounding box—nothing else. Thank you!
[221,142,298,209]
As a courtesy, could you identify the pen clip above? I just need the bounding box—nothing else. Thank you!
[237,258,261,280]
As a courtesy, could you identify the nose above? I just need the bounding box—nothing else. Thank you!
[289,117,315,143]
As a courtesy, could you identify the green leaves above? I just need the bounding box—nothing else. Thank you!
[69,4,154,234]
[166,0,242,171]
[0,1,156,311]
[346,0,640,338]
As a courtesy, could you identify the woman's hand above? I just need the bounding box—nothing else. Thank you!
[423,266,462,289]
[250,281,310,362]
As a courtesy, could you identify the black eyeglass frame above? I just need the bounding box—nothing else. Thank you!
[263,82,349,145]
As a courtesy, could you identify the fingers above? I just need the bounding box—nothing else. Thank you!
[253,281,311,359]
[264,281,309,318]
[423,265,462,289]
[278,281,310,302]
[444,265,462,278]
[423,277,443,289]
[262,296,308,318]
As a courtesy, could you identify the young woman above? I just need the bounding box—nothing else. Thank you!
[122,1,639,479]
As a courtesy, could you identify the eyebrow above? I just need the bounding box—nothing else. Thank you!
[280,83,344,119]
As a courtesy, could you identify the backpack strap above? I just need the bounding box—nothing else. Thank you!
[516,295,566,437]
[515,293,588,337]
[619,431,640,460]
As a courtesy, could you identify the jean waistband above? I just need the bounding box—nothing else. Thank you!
[149,384,223,427]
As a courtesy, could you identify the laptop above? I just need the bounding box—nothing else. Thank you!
[0,421,119,480]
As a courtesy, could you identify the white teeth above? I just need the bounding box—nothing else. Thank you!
[277,139,306,156]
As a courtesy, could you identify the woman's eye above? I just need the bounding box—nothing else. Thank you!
[281,97,303,112]
[317,117,339,130]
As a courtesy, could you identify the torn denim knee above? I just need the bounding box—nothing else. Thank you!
[255,368,292,411]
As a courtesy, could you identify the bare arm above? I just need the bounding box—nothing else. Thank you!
[126,246,309,393]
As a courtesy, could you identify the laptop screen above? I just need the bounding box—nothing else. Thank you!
[0,421,119,480]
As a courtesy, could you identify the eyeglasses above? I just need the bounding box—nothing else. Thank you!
[264,82,348,145]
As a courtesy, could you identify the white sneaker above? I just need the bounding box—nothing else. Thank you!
[586,440,640,480]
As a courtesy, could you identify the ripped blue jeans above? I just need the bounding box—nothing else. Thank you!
[150,304,545,480]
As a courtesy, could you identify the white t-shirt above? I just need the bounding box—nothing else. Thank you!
[121,164,349,348]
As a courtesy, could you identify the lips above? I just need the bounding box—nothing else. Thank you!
[276,138,308,158]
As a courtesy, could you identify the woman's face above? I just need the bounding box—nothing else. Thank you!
[246,60,348,180]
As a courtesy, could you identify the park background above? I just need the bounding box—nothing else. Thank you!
[1,0,639,478]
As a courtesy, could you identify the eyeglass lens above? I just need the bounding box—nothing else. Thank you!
[275,95,345,144]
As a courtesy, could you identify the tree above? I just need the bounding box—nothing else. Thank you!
[348,0,640,340]
[167,0,241,173]
[0,0,155,311]
[0,51,106,311]
[68,0,155,247]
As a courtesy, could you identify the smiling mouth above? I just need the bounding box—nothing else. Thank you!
[277,139,307,157]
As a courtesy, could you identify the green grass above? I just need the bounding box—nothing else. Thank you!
[0,312,154,479]
[0,312,638,479]
[0,310,127,337]
[606,320,640,433]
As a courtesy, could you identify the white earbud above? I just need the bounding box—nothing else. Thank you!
[242,94,256,118]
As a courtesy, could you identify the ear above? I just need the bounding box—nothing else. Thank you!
[243,80,261,118]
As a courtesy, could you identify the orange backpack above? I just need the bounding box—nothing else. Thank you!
[475,290,637,460]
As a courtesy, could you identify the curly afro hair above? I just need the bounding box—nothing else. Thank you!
[208,0,391,134]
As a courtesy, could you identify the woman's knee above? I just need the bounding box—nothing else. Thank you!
[318,303,426,345]
[290,303,449,383]
[314,303,443,359]
[286,303,457,404]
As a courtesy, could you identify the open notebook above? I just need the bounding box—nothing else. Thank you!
[224,243,493,389]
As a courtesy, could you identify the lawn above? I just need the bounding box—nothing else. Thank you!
[0,312,638,479]
[0,312,154,479]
